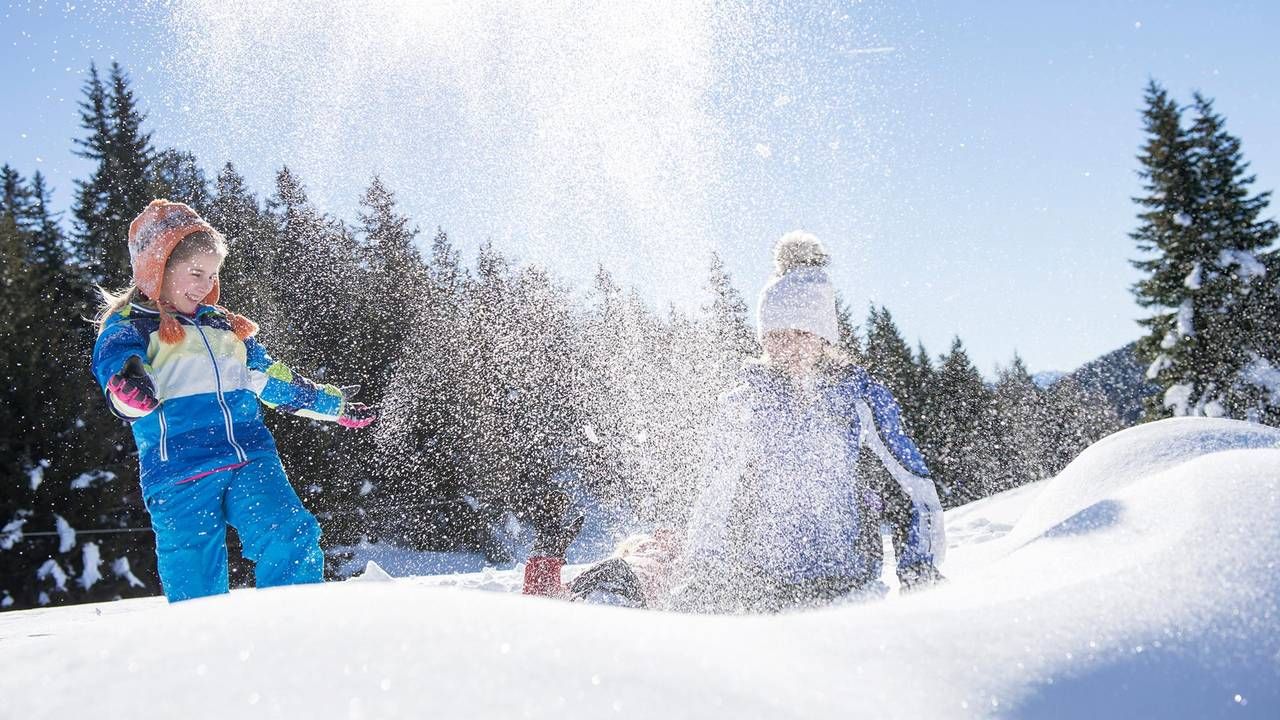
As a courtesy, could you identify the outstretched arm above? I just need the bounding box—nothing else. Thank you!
[243,337,371,426]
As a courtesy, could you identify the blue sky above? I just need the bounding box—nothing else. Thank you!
[3,0,1278,375]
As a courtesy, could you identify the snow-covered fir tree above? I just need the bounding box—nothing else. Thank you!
[1133,82,1280,424]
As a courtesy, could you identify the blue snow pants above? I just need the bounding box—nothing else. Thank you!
[142,456,323,602]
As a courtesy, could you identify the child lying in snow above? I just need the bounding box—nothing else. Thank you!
[521,490,681,609]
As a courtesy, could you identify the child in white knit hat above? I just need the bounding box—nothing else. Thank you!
[681,231,946,613]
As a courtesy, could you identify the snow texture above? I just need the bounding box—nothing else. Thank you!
[1219,248,1266,282]
[1173,212,1193,227]
[27,459,48,491]
[1164,383,1195,416]
[348,561,394,583]
[53,515,76,554]
[112,557,146,589]
[1,518,26,550]
[79,543,103,591]
[70,469,117,490]
[1,419,1277,718]
[1241,356,1280,404]
[35,559,67,592]
[1146,353,1171,380]
[1183,263,1202,290]
[1176,298,1195,337]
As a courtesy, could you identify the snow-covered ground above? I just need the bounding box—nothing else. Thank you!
[2,418,1277,719]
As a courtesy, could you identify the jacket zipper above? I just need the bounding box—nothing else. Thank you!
[158,405,169,461]
[192,317,248,463]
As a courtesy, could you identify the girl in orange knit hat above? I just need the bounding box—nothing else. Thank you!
[91,199,375,602]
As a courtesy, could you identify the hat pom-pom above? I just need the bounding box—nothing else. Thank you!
[773,231,829,275]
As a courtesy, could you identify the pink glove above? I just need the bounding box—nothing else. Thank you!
[107,356,158,416]
[336,387,376,429]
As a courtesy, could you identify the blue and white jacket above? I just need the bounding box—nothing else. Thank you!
[92,303,348,489]
[685,362,946,584]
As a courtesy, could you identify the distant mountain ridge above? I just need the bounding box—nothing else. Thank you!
[1043,342,1160,424]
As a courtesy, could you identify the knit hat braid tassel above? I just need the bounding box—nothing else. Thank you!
[156,305,186,344]
[218,305,260,340]
[155,303,257,344]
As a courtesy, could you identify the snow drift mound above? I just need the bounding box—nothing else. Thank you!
[1009,417,1280,546]
[1,418,1277,719]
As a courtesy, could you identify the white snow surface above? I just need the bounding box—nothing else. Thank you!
[2,418,1278,719]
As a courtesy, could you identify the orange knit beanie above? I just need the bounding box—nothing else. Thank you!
[128,199,258,344]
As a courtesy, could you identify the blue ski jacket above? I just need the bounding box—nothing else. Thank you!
[685,362,946,584]
[92,303,348,489]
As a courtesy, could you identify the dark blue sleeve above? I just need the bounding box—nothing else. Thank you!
[865,381,931,478]
[91,316,149,420]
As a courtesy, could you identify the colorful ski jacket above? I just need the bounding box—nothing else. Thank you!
[92,303,347,489]
[685,362,946,584]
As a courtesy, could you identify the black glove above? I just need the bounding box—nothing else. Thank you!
[106,355,158,417]
[898,562,946,593]
[336,385,376,428]
[529,488,585,558]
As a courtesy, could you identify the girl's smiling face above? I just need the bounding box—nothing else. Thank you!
[160,250,223,315]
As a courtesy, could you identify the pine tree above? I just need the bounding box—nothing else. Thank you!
[1,165,35,226]
[72,62,154,287]
[206,163,276,321]
[374,228,483,554]
[703,252,756,373]
[931,337,995,505]
[864,306,922,423]
[26,173,68,276]
[1186,93,1280,424]
[1043,377,1122,474]
[1132,82,1280,424]
[356,177,425,391]
[1,168,154,609]
[834,293,864,366]
[150,149,211,212]
[990,355,1048,491]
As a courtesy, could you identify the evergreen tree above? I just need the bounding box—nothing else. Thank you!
[206,163,277,321]
[1,166,34,227]
[930,337,994,505]
[375,228,485,554]
[1,168,154,609]
[990,355,1048,491]
[864,306,922,423]
[356,177,425,392]
[1042,377,1122,474]
[703,252,756,365]
[1186,93,1280,423]
[26,173,69,277]
[71,62,154,286]
[909,342,942,478]
[1131,82,1280,423]
[834,293,864,366]
[150,149,211,211]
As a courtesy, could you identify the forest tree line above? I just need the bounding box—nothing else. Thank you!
[2,65,1274,611]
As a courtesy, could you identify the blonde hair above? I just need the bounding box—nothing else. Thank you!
[94,230,229,334]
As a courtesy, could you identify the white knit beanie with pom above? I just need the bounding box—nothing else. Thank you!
[756,230,839,346]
